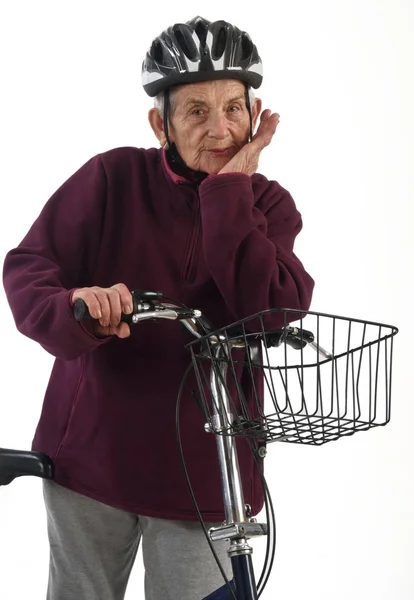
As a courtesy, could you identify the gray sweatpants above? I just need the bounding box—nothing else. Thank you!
[43,480,232,600]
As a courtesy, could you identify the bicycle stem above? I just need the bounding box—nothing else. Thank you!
[210,345,247,525]
[209,344,260,599]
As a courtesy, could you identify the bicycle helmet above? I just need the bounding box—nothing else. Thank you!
[141,16,263,97]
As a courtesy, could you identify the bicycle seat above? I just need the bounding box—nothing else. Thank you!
[0,448,54,486]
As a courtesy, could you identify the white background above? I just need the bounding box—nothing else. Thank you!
[0,1,413,598]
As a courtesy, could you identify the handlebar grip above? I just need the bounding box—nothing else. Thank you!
[73,299,133,325]
[73,299,92,321]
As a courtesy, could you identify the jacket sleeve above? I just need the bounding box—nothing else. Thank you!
[198,172,315,327]
[2,154,111,360]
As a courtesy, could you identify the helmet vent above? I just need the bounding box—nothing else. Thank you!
[173,25,198,61]
[194,20,209,47]
[212,26,227,60]
[241,34,253,59]
[150,40,164,64]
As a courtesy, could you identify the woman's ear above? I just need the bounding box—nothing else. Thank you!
[251,98,262,132]
[148,108,167,147]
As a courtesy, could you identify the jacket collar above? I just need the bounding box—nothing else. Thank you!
[162,149,189,184]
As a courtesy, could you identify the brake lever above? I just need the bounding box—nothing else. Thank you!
[265,327,314,348]
[285,327,315,349]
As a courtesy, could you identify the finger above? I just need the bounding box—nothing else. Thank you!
[259,111,279,128]
[94,323,112,337]
[260,109,273,121]
[255,113,279,143]
[116,322,131,338]
[111,283,133,314]
[106,288,123,327]
[251,127,276,149]
[93,289,112,327]
[254,112,278,136]
[268,113,280,132]
[95,322,131,339]
[259,112,279,129]
[72,288,103,319]
[107,323,131,338]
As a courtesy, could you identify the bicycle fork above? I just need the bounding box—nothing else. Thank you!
[206,346,267,600]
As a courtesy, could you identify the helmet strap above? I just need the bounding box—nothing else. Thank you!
[163,89,186,168]
[245,83,253,143]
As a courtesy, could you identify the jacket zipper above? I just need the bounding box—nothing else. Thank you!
[182,198,201,283]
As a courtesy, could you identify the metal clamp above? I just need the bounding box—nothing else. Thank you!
[227,538,254,557]
[209,522,267,542]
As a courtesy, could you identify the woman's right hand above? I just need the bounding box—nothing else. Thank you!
[72,283,133,338]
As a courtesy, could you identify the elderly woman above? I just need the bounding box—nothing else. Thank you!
[3,16,314,600]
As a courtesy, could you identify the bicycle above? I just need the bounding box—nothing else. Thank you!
[0,290,398,599]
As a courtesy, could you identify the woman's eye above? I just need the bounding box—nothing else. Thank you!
[192,109,204,116]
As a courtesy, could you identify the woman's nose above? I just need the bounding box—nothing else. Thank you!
[206,112,229,139]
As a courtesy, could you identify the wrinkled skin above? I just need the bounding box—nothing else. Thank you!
[149,79,280,176]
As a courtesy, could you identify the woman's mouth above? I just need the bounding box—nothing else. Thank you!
[208,148,232,157]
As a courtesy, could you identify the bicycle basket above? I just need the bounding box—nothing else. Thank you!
[187,308,398,445]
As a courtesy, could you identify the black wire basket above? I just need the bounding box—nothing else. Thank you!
[187,309,398,445]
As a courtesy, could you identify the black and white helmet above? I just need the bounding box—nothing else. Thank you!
[142,16,263,97]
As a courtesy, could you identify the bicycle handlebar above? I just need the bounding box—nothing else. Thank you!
[73,289,331,357]
[73,290,201,324]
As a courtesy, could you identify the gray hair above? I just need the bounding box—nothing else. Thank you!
[154,86,256,121]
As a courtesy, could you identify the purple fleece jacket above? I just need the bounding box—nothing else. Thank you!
[2,147,314,520]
